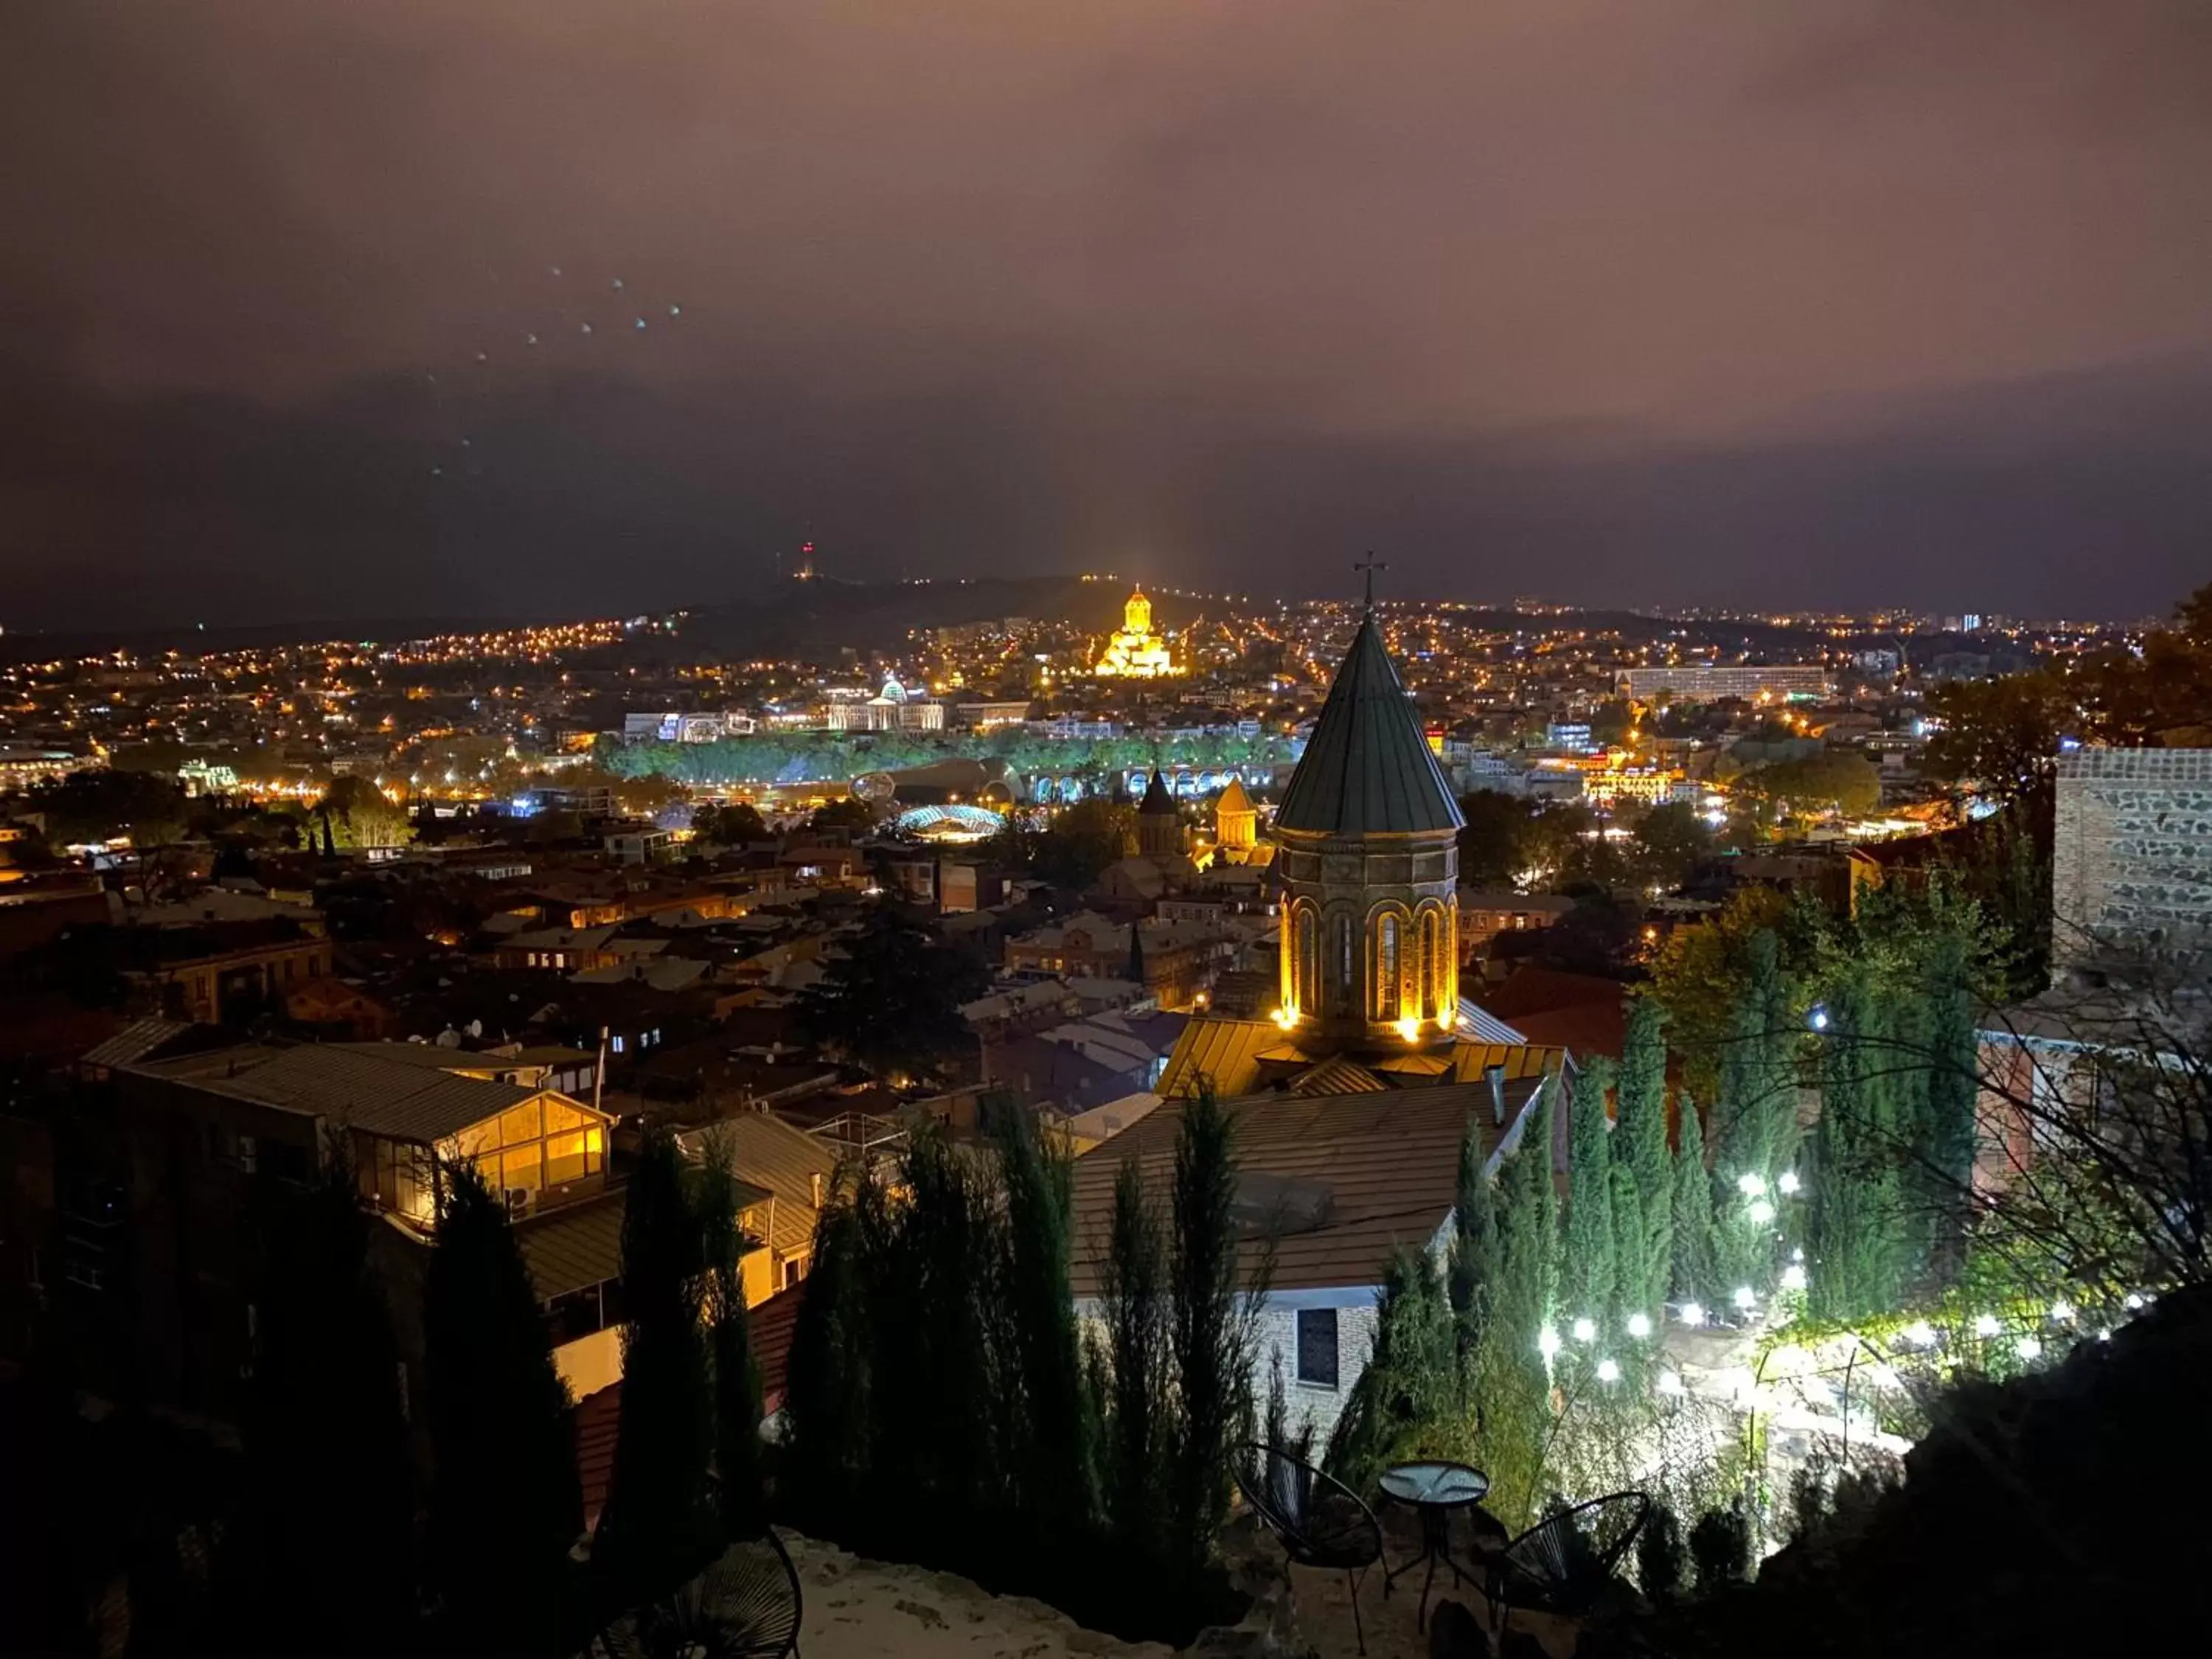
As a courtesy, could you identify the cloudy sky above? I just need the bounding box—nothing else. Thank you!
[5,1,2211,628]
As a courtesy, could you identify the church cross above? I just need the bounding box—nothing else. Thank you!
[1354,554,1388,612]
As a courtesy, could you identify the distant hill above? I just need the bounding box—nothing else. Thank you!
[671,574,1185,658]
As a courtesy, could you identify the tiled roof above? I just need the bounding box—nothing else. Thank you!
[127,1043,546,1144]
[82,1018,192,1071]
[1069,1083,1508,1295]
[1275,612,1463,837]
[678,1112,839,1258]
[513,1191,627,1300]
[1155,1016,1283,1099]
[1158,1015,1565,1099]
[1285,1055,1390,1096]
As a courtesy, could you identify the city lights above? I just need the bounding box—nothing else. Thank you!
[1626,1312,1652,1339]
[1572,1316,1597,1343]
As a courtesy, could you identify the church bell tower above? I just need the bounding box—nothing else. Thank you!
[1273,568,1463,1053]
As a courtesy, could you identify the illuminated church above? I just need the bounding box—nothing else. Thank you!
[1157,591,1558,1098]
[1092,587,1180,678]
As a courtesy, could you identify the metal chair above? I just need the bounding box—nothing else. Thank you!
[591,1528,804,1659]
[1235,1441,1385,1655]
[1486,1492,1650,1634]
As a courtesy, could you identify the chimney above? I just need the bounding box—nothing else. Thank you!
[810,1170,824,1208]
[1486,1063,1506,1125]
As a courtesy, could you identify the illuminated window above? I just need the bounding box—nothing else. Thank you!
[1374,915,1399,1020]
[611,1035,626,1054]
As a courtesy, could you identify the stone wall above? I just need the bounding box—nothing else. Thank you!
[2051,748,2212,967]
[1251,1296,1380,1452]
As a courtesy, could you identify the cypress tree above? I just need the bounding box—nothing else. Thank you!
[1747,929,1801,1178]
[1562,1055,1618,1331]
[1166,1084,1248,1573]
[595,1127,716,1591]
[1126,919,1147,987]
[1669,1092,1718,1306]
[1920,930,1980,1281]
[1615,997,1674,1318]
[1099,1158,1169,1558]
[1325,1249,1455,1492]
[1806,978,1899,1321]
[695,1130,765,1539]
[1713,928,1793,1188]
[236,1161,414,1653]
[782,1180,874,1512]
[1446,1116,1500,1382]
[425,1164,582,1655]
[1484,1084,1558,1527]
[994,1104,1093,1529]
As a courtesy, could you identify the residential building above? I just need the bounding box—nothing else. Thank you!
[1615,664,1831,703]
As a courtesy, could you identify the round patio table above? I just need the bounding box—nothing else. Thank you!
[1377,1459,1490,1632]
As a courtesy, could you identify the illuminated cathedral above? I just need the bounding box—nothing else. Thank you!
[1092,587,1180,678]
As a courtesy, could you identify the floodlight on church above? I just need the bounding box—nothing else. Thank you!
[1395,1015,1422,1044]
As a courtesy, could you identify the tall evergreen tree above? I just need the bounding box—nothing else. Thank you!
[1669,1092,1719,1306]
[1617,998,1676,1314]
[695,1131,765,1539]
[595,1128,717,1590]
[1325,1249,1456,1491]
[1919,929,1981,1281]
[782,1180,874,1510]
[1484,1084,1559,1526]
[425,1164,582,1655]
[1166,1085,1250,1573]
[1713,928,1794,1186]
[235,1161,414,1654]
[1099,1158,1169,1559]
[1806,978,1902,1321]
[1562,1055,1618,1329]
[993,1105,1093,1528]
[1125,919,1147,987]
[1446,1116,1500,1381]
[1747,928,1803,1178]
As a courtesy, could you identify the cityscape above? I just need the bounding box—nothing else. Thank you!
[4,8,2211,1659]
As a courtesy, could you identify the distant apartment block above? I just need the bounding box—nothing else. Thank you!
[1616,664,1831,703]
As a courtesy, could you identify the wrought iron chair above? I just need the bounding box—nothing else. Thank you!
[591,1528,804,1659]
[1486,1491,1650,1635]
[1235,1441,1385,1655]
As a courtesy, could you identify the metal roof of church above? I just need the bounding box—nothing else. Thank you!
[1276,611,1464,836]
[1139,768,1177,813]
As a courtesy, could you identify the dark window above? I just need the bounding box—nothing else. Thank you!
[1295,1307,1340,1388]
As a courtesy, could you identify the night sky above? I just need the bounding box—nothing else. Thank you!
[6,2,2211,630]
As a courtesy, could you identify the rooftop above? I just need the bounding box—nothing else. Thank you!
[1274,610,1463,838]
[126,1040,576,1144]
[1068,1082,1511,1295]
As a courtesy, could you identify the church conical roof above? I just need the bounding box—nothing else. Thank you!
[1215,777,1254,815]
[1276,612,1464,836]
[1139,769,1177,814]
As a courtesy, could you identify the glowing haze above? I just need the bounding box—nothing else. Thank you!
[4,2,2211,627]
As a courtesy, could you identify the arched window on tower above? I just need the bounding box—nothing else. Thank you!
[1374,914,1399,1022]
[1334,914,1354,1012]
[1420,911,1439,1020]
[1297,907,1318,1015]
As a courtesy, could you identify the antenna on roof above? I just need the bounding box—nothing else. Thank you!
[1354,554,1388,614]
